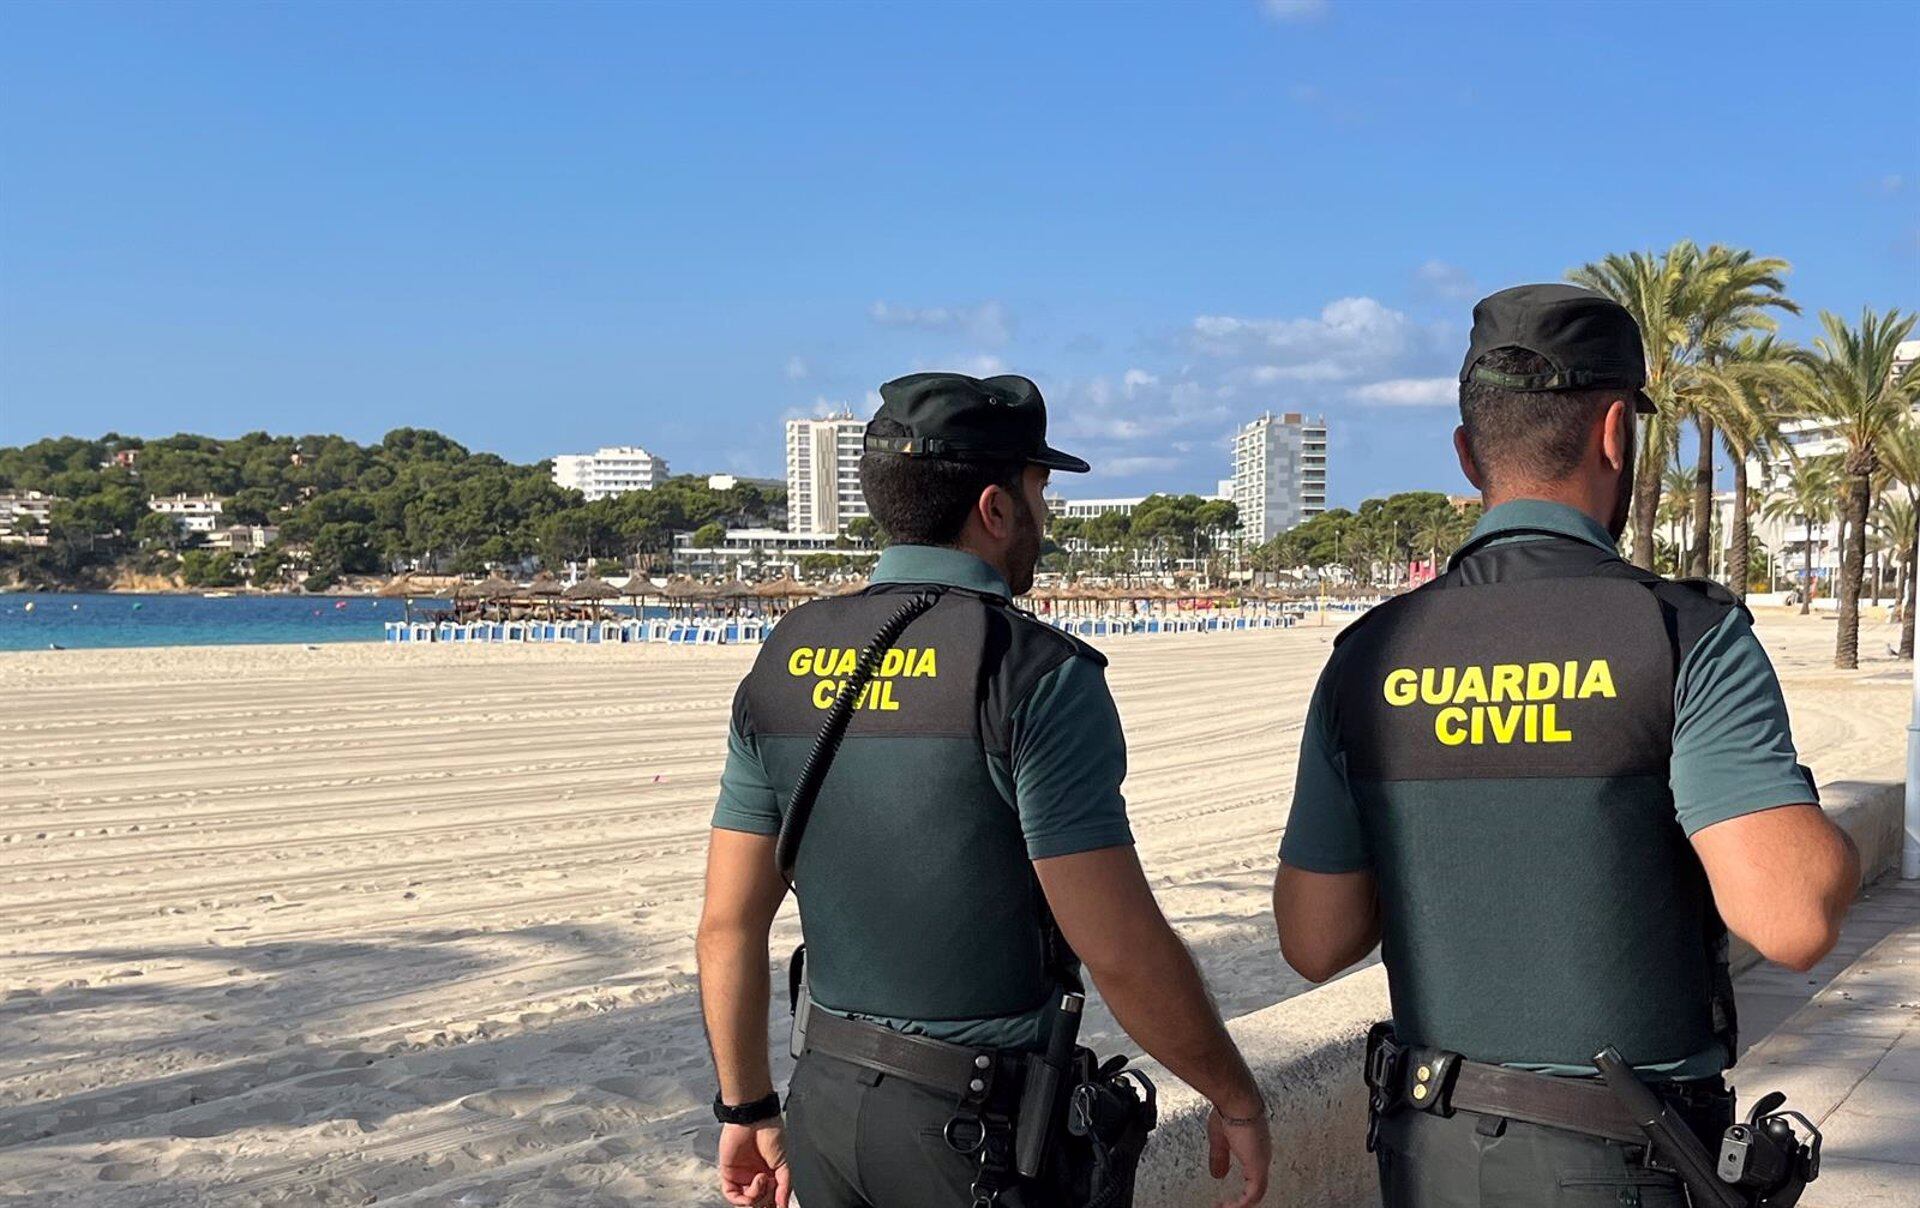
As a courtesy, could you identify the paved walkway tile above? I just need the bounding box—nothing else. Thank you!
[1729,876,1920,1208]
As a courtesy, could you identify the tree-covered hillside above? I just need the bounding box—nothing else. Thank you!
[0,429,783,590]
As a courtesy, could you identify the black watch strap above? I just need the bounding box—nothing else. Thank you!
[713,1090,782,1125]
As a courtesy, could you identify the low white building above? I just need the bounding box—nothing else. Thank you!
[1045,485,1234,521]
[552,446,670,500]
[148,494,225,534]
[1047,495,1145,520]
[670,528,878,578]
[0,490,57,544]
[204,524,280,556]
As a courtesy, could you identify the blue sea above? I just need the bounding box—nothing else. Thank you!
[0,592,455,651]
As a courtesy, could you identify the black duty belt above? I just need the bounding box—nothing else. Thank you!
[1365,1024,1728,1148]
[802,1004,1008,1100]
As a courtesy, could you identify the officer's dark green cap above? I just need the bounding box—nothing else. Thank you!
[1461,284,1656,414]
[867,372,1090,473]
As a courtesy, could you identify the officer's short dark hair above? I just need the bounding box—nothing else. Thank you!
[1459,347,1619,484]
[860,418,1028,545]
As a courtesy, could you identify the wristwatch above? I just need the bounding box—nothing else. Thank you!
[713,1091,782,1125]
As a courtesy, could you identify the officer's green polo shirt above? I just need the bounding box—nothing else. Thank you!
[713,544,1134,1049]
[1280,499,1819,1078]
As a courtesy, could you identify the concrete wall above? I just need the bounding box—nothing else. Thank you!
[1130,780,1904,1207]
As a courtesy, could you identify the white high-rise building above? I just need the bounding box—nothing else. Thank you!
[786,410,869,535]
[1232,412,1327,545]
[551,446,670,500]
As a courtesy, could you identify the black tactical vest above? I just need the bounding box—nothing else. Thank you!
[1328,529,1741,1068]
[737,581,1097,1023]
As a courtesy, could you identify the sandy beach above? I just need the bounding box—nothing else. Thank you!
[0,609,1907,1206]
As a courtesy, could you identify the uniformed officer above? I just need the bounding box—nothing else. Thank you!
[1271,284,1863,1207]
[698,372,1271,1208]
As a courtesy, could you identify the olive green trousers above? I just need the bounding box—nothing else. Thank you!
[1375,1106,1731,1208]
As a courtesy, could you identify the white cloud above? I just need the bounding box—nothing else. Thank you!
[1123,368,1159,396]
[1413,259,1478,302]
[784,355,809,381]
[1238,362,1350,385]
[911,354,1006,378]
[1261,0,1329,22]
[1350,377,1457,407]
[869,300,1012,344]
[1189,296,1422,381]
[780,396,864,421]
[1102,455,1184,476]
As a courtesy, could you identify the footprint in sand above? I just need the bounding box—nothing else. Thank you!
[458,1086,574,1116]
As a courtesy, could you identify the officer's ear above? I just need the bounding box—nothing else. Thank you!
[975,482,1018,541]
[1453,426,1487,492]
[1600,399,1633,475]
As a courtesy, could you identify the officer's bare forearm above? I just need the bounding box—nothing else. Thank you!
[1692,804,1860,972]
[696,919,777,1102]
[1035,847,1261,1114]
[1086,927,1263,1115]
[698,829,789,1104]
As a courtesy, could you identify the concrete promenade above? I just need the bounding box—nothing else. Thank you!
[1730,876,1920,1208]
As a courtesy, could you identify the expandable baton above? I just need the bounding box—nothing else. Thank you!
[1014,991,1085,1178]
[1592,1046,1745,1208]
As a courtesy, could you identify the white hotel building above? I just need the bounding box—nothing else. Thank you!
[551,446,670,500]
[1232,412,1327,546]
[786,410,869,535]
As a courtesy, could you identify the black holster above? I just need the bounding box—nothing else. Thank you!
[1022,1050,1157,1208]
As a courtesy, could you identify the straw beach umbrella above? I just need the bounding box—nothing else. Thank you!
[753,574,812,599]
[752,575,813,618]
[526,572,564,619]
[661,576,718,616]
[563,576,621,619]
[623,574,655,620]
[473,572,520,620]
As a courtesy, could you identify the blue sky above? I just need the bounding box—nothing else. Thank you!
[2,0,1915,506]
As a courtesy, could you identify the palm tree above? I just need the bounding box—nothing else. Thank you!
[1787,309,1920,668]
[1570,243,1796,576]
[1569,248,1690,568]
[1763,457,1839,615]
[1658,463,1696,575]
[1695,336,1805,599]
[1416,504,1460,579]
[1675,248,1798,577]
[1877,418,1920,658]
